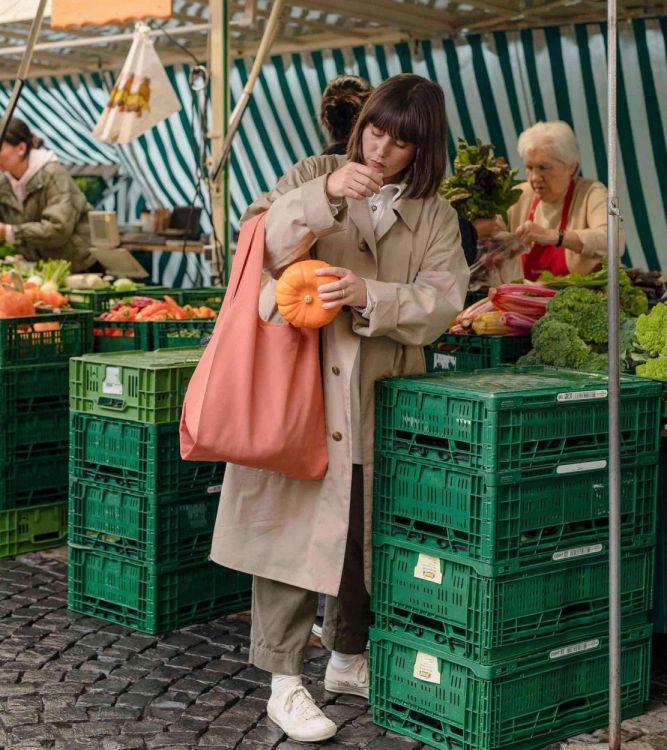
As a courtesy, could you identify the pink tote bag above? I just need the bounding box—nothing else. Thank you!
[180,211,329,481]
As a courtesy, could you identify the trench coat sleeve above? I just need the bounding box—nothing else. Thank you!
[11,168,86,250]
[241,155,347,275]
[352,200,470,346]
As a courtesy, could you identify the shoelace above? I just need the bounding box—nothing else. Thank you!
[285,687,323,721]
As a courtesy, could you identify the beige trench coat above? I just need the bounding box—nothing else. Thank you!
[210,155,470,595]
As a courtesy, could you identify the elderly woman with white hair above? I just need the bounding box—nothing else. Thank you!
[509,120,621,280]
[476,120,620,281]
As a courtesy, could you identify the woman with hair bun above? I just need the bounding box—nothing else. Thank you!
[0,117,97,271]
[319,75,373,156]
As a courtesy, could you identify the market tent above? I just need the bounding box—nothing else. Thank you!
[0,16,663,283]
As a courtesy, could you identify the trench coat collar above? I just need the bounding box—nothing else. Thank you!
[392,195,423,233]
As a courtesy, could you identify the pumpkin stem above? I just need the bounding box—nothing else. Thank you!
[303,294,313,304]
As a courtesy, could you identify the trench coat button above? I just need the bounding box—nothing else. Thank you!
[358,240,370,252]
[332,431,343,441]
[331,366,340,375]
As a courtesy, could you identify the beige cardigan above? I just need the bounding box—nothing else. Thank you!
[493,178,622,282]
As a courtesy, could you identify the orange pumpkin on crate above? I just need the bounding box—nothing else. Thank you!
[275,260,341,328]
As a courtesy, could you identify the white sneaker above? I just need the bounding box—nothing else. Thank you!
[267,685,337,743]
[324,654,369,699]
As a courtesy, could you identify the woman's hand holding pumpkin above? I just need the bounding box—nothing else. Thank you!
[316,266,368,310]
[326,162,383,201]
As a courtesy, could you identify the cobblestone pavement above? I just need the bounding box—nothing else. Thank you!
[0,551,666,750]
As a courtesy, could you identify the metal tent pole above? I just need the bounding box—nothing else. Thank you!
[210,0,284,184]
[606,0,622,747]
[0,0,48,145]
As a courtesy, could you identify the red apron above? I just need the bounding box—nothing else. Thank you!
[521,180,575,281]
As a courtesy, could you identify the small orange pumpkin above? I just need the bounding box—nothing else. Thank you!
[275,259,341,328]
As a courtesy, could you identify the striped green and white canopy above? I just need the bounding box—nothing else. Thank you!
[0,17,664,284]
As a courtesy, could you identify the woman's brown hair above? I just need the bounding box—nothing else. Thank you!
[346,74,447,200]
[3,117,43,156]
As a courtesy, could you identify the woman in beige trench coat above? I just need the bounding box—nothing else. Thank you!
[210,74,469,743]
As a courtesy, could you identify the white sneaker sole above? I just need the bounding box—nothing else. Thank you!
[324,679,369,700]
[267,704,337,743]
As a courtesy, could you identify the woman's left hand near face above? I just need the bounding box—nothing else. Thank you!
[515,220,557,247]
[316,266,368,310]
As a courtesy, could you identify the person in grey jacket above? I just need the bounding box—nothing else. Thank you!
[0,118,97,272]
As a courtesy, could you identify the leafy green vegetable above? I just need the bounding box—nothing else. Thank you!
[547,287,609,345]
[519,286,640,371]
[636,356,667,380]
[0,241,14,259]
[36,259,71,288]
[537,263,648,317]
[439,138,522,222]
[635,303,667,357]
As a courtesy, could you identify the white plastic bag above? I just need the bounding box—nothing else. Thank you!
[92,22,181,144]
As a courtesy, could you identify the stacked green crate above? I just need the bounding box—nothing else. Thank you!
[68,349,251,634]
[0,311,93,557]
[372,366,662,750]
[424,333,532,373]
[653,433,667,633]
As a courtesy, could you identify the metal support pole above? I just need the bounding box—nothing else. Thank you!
[208,0,229,284]
[607,0,622,747]
[210,0,284,184]
[0,0,48,146]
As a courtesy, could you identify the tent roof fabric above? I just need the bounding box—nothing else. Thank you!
[1,18,663,283]
[0,0,664,79]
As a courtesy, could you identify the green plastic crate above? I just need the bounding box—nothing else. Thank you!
[0,363,69,417]
[93,318,215,353]
[68,478,222,567]
[66,287,171,314]
[68,546,251,634]
[372,535,653,663]
[0,444,68,510]
[425,334,532,373]
[0,310,93,366]
[374,451,658,574]
[70,349,203,423]
[370,625,651,750]
[376,367,662,478]
[0,407,69,460]
[0,501,67,558]
[179,287,226,311]
[653,438,667,633]
[69,413,224,495]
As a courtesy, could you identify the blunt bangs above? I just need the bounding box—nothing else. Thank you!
[347,74,447,199]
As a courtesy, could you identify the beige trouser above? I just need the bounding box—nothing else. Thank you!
[249,465,371,675]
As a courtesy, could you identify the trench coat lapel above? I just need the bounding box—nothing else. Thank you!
[346,197,377,263]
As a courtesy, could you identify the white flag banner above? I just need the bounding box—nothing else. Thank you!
[92,22,181,145]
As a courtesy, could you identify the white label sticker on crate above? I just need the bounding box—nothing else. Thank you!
[433,352,457,371]
[549,638,600,660]
[556,460,607,475]
[413,554,443,584]
[206,485,223,495]
[413,652,441,684]
[556,389,608,402]
[102,366,123,396]
[552,544,604,561]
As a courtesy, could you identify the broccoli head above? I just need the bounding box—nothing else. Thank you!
[530,315,610,371]
[546,287,609,344]
[531,316,592,368]
[636,356,667,381]
[516,349,544,366]
[635,303,667,356]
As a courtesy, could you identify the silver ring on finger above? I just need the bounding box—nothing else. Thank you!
[339,288,346,299]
